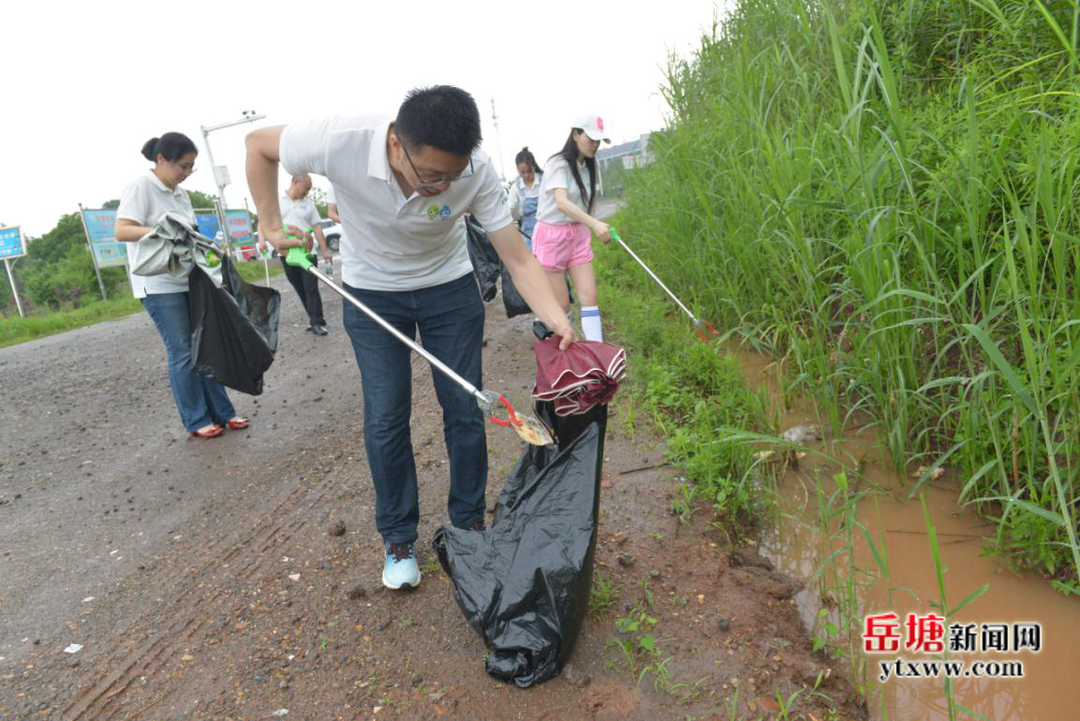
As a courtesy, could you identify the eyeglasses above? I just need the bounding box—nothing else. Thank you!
[400,143,473,188]
[172,161,196,173]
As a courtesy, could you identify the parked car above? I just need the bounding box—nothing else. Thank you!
[316,218,343,253]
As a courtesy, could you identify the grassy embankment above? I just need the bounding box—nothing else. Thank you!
[609,0,1080,594]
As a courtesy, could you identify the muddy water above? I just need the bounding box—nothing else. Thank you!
[733,349,1080,721]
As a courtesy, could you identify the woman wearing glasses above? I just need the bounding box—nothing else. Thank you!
[114,132,248,439]
[533,115,612,342]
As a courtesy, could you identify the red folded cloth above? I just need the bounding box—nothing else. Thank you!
[532,338,627,416]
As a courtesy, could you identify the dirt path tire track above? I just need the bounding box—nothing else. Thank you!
[59,353,434,720]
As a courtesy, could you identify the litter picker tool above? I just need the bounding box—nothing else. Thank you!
[609,228,718,343]
[284,246,554,446]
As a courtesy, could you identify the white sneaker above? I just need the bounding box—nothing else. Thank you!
[382,542,421,590]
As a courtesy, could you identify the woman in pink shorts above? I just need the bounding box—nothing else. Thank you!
[533,114,613,341]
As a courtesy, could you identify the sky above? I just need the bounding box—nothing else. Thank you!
[2,0,725,237]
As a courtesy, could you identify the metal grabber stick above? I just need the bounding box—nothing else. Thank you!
[609,228,719,342]
[284,246,554,445]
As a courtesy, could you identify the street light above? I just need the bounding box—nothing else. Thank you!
[200,110,266,210]
[200,111,266,258]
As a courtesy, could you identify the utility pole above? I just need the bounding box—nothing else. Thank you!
[490,98,506,182]
[200,111,266,252]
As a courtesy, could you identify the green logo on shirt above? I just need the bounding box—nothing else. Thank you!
[427,204,452,221]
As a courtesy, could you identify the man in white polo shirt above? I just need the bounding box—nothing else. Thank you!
[246,85,574,591]
[280,173,332,335]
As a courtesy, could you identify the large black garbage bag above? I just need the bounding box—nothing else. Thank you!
[466,213,533,317]
[188,256,281,395]
[465,215,501,302]
[434,405,607,688]
[501,265,532,318]
[501,264,571,318]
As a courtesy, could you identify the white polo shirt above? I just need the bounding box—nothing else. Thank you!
[280,193,321,232]
[536,155,594,225]
[508,175,540,219]
[117,171,196,298]
[280,115,513,291]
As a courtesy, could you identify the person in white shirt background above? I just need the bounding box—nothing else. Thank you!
[532,115,612,342]
[245,85,574,591]
[325,186,344,280]
[326,188,341,225]
[114,132,249,439]
[275,173,332,335]
[507,147,542,249]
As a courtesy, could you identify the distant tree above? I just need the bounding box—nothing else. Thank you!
[13,211,113,310]
[23,213,87,270]
[22,249,98,308]
[187,190,219,210]
[0,260,12,311]
[309,187,329,219]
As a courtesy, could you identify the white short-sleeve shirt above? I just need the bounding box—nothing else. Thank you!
[280,193,322,232]
[279,115,513,291]
[536,155,594,225]
[116,171,196,298]
[508,175,540,219]
[326,186,347,245]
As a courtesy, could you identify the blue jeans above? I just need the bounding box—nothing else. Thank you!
[142,292,237,432]
[342,274,487,544]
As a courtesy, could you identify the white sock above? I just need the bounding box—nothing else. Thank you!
[580,306,602,342]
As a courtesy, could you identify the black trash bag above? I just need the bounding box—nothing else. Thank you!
[465,215,501,302]
[467,213,533,317]
[188,255,281,395]
[501,265,532,318]
[434,404,607,688]
[501,262,571,317]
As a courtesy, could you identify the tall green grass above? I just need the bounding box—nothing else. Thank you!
[920,493,991,721]
[617,0,1080,588]
[597,254,772,521]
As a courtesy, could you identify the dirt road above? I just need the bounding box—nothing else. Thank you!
[1,222,863,720]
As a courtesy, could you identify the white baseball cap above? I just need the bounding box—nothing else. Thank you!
[574,114,611,144]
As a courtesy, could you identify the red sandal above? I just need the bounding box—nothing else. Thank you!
[226,417,250,430]
[190,424,224,439]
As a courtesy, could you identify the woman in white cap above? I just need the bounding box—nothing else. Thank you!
[532,115,611,341]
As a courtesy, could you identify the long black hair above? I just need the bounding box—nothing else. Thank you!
[141,132,198,163]
[551,130,596,213]
[515,147,543,176]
